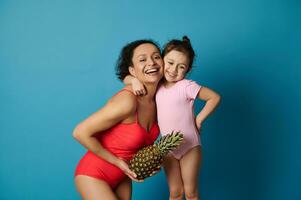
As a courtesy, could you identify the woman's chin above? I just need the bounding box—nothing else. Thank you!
[144,77,162,85]
[142,74,162,84]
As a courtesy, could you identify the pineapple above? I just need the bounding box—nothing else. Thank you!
[129,131,184,180]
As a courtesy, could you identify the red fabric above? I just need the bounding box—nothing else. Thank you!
[75,89,159,189]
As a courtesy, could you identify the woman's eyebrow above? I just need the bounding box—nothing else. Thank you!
[136,54,146,58]
[137,52,160,57]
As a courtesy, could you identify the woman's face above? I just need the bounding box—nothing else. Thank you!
[130,43,163,84]
[163,50,189,83]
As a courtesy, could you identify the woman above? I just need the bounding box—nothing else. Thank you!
[73,39,164,200]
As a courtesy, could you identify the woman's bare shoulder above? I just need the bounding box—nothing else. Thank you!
[108,86,137,114]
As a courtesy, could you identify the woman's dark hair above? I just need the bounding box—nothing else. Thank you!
[116,39,160,81]
[162,36,195,72]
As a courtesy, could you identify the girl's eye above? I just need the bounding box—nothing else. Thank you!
[168,62,173,65]
[179,65,186,70]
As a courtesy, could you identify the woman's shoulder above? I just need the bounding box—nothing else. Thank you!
[117,85,136,96]
[108,86,137,112]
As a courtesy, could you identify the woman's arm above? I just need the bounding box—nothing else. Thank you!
[72,91,138,178]
[123,75,146,96]
[195,87,221,130]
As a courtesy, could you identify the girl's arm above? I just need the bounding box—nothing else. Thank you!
[195,87,221,131]
[123,75,146,96]
[72,91,139,180]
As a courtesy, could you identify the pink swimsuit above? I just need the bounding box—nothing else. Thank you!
[156,79,202,159]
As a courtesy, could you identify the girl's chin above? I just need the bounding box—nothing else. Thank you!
[165,77,177,82]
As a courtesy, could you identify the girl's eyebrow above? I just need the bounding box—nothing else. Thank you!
[166,57,188,66]
[179,63,188,68]
[166,58,174,62]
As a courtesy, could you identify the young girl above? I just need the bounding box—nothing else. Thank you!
[124,36,221,200]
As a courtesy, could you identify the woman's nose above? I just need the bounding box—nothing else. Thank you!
[147,58,155,66]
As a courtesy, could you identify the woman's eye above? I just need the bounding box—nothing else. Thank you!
[139,59,146,62]
[154,56,161,59]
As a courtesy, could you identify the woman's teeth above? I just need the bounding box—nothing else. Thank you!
[145,68,159,74]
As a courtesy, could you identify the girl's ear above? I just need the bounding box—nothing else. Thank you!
[128,66,136,77]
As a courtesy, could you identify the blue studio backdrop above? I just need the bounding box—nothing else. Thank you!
[0,0,300,199]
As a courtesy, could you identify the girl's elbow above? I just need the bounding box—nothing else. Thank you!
[215,93,221,104]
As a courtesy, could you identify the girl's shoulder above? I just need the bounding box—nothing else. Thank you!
[178,79,201,87]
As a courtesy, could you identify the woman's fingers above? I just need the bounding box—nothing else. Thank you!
[120,161,144,182]
[125,171,144,182]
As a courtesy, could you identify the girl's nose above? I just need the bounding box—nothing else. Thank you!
[170,65,177,73]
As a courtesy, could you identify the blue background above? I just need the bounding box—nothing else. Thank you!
[0,0,300,199]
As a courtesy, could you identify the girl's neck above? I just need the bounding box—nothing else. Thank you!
[163,80,178,88]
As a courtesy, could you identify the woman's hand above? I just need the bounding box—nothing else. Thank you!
[131,78,146,96]
[116,158,144,182]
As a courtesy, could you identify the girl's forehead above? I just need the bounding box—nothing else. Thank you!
[164,50,188,62]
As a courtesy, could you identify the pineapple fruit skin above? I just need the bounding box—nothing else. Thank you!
[129,145,163,180]
[129,131,184,180]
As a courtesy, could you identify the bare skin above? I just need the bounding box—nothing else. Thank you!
[75,176,119,200]
[164,146,202,200]
[124,49,221,200]
[73,43,164,199]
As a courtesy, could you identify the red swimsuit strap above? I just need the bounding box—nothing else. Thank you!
[115,88,139,124]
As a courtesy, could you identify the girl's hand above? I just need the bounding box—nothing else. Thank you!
[131,78,146,96]
[195,117,203,132]
[116,158,144,182]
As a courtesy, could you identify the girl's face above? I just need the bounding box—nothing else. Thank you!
[130,43,163,84]
[163,50,189,83]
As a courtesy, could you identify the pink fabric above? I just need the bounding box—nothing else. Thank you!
[156,79,202,159]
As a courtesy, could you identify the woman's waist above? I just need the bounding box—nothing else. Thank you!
[85,150,135,161]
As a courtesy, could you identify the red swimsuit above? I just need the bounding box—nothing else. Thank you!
[75,90,159,189]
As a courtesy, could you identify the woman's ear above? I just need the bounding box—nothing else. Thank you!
[128,66,136,77]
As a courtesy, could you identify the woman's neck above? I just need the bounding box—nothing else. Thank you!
[139,83,158,102]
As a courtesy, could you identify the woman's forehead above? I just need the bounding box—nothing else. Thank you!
[133,43,160,57]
